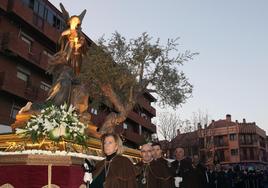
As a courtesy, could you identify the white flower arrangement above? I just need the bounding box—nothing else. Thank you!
[16,104,88,146]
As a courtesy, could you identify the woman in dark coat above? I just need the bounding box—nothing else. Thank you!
[90,133,138,188]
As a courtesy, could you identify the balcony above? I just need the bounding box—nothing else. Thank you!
[213,140,228,148]
[137,96,156,117]
[128,111,156,133]
[214,142,228,148]
[240,155,259,161]
[123,129,145,145]
[239,141,258,147]
[0,32,48,70]
[0,71,27,98]
[0,71,45,102]
[260,142,266,148]
[0,0,8,11]
[6,0,59,43]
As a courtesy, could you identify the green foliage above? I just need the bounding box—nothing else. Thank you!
[80,32,197,109]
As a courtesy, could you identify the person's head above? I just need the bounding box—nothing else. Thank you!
[175,147,185,161]
[215,164,221,172]
[192,154,200,166]
[152,142,162,159]
[101,133,123,156]
[140,143,153,163]
[207,164,215,171]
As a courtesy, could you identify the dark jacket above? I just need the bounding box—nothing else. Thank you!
[171,157,193,188]
[91,155,137,188]
[135,160,173,188]
[191,163,207,188]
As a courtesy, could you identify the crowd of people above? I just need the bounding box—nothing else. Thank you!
[83,133,268,188]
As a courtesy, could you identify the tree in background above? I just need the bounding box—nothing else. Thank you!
[156,112,184,141]
[182,110,210,132]
[156,110,210,140]
[191,109,210,129]
[80,32,197,133]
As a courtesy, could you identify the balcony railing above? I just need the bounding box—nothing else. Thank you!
[128,111,156,133]
[240,155,259,161]
[0,71,46,102]
[137,96,156,116]
[239,141,258,146]
[123,129,145,145]
[0,32,48,70]
[214,141,228,148]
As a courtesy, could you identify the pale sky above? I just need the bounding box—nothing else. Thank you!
[50,0,268,133]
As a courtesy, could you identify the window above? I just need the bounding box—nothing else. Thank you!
[140,113,148,120]
[53,15,61,29]
[46,8,54,25]
[40,81,51,91]
[20,32,33,52]
[240,134,245,144]
[22,0,30,6]
[229,134,237,141]
[29,0,35,9]
[139,125,142,135]
[245,134,253,144]
[90,108,98,115]
[17,66,30,82]
[10,106,21,119]
[43,50,53,58]
[37,2,45,18]
[231,149,238,156]
[249,148,255,160]
[123,123,128,129]
[17,71,28,82]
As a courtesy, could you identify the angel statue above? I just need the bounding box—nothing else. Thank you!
[19,3,89,115]
[46,3,87,107]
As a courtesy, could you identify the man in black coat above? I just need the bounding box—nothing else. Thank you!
[206,164,217,188]
[191,154,208,188]
[171,147,193,188]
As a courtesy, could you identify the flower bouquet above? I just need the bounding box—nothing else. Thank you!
[16,103,88,146]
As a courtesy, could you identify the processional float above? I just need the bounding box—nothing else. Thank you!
[0,3,140,188]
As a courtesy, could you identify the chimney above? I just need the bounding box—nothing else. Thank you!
[177,129,181,136]
[243,118,246,123]
[226,114,231,122]
[235,120,238,123]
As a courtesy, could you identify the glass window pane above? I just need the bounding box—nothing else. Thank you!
[33,0,39,13]
[17,71,28,82]
[11,107,20,119]
[38,3,45,17]
[46,9,54,25]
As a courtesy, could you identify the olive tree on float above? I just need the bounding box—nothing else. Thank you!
[80,32,198,133]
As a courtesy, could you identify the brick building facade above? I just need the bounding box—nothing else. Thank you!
[164,114,268,169]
